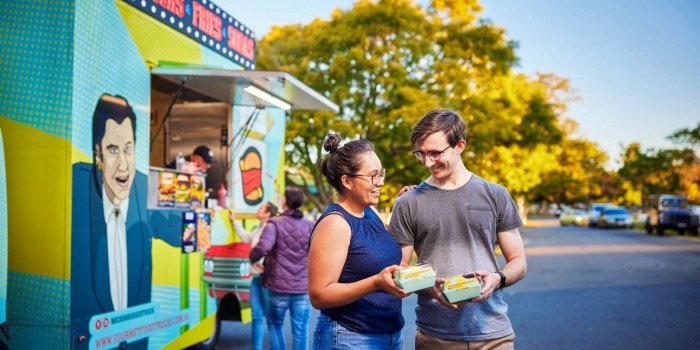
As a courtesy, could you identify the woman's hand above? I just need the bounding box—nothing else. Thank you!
[253,262,265,273]
[396,185,417,198]
[375,265,410,298]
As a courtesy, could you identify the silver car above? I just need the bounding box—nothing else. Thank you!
[560,209,589,226]
[587,202,613,227]
[597,206,633,229]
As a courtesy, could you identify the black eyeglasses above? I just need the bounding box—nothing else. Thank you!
[347,168,386,186]
[412,145,452,161]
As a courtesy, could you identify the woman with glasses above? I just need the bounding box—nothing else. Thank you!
[308,133,408,350]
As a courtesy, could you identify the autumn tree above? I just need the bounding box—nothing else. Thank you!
[257,0,438,209]
[618,140,699,204]
[256,0,604,212]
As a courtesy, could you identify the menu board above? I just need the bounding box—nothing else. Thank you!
[196,212,211,252]
[190,175,206,208]
[175,174,191,208]
[158,171,176,207]
[149,167,207,209]
[182,211,197,253]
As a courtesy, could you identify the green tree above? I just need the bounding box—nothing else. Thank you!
[527,138,609,205]
[617,143,698,204]
[257,0,600,213]
[668,122,700,150]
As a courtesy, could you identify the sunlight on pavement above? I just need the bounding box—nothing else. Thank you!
[525,244,700,255]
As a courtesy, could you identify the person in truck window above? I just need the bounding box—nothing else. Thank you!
[165,144,215,174]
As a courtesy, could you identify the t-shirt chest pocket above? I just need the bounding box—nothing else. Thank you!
[466,204,495,232]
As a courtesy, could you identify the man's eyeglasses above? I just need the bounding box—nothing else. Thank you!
[347,168,386,186]
[412,145,453,161]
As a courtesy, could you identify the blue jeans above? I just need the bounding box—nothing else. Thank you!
[250,277,269,350]
[313,314,402,350]
[267,290,311,350]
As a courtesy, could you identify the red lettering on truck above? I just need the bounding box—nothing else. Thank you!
[192,1,222,41]
[154,0,185,18]
[227,26,255,60]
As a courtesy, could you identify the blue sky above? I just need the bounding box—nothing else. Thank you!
[221,0,700,168]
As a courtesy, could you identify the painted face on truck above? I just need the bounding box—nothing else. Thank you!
[97,118,135,205]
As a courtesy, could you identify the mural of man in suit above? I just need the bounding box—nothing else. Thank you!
[71,94,151,349]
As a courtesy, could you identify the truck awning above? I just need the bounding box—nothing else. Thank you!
[151,67,339,112]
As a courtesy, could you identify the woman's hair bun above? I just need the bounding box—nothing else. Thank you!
[323,133,342,153]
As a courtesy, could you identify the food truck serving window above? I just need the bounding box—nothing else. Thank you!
[151,67,339,112]
[148,67,338,210]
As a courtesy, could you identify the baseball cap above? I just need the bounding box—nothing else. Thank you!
[193,145,215,164]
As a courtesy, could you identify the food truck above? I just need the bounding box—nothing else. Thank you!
[0,1,337,349]
[0,127,8,350]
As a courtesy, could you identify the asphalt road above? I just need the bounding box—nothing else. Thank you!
[508,225,700,350]
[217,225,700,349]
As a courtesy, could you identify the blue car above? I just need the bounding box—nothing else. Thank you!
[597,206,633,229]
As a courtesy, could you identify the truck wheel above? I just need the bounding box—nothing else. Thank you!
[678,229,686,235]
[193,313,221,350]
[656,225,665,236]
[690,227,699,236]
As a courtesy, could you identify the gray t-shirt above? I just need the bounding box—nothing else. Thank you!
[389,174,522,341]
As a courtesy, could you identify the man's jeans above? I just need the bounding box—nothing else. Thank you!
[267,290,311,350]
[313,313,403,350]
[250,277,269,350]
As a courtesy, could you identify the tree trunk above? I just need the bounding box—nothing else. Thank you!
[516,196,528,226]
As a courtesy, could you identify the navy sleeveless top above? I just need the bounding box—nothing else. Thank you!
[314,203,404,334]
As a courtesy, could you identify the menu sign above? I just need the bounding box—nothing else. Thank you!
[158,171,176,207]
[175,174,191,208]
[182,211,197,253]
[156,170,206,209]
[196,212,211,252]
[190,175,206,207]
[123,0,256,69]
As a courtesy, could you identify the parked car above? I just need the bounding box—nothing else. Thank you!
[645,194,699,235]
[560,209,589,226]
[597,206,633,229]
[689,205,700,217]
[587,202,613,227]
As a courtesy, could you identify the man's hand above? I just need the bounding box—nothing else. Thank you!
[416,277,460,309]
[469,270,501,302]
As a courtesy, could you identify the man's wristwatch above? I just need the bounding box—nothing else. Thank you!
[497,271,507,289]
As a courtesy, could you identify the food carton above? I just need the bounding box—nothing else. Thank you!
[442,274,482,303]
[393,264,436,293]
